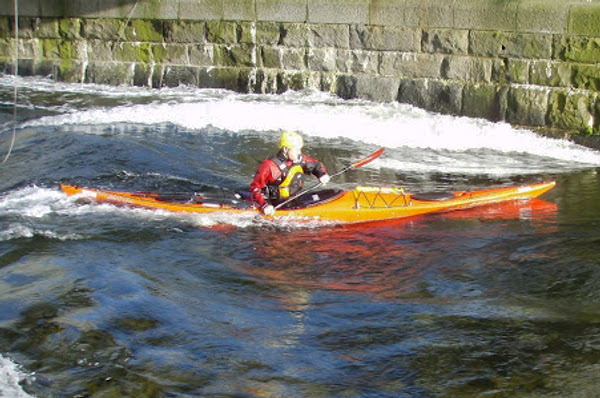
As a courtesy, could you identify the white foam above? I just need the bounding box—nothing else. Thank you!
[5,75,600,173]
[0,355,35,398]
[0,186,69,218]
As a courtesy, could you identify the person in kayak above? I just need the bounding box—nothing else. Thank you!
[249,131,330,215]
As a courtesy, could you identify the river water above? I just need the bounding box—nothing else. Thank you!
[1,74,600,397]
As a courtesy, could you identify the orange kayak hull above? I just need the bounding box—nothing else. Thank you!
[60,181,556,225]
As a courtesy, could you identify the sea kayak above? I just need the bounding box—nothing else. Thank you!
[60,181,556,224]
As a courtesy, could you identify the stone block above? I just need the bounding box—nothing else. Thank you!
[506,86,549,127]
[95,0,131,19]
[517,1,569,34]
[18,38,42,58]
[82,19,123,40]
[275,47,304,70]
[213,44,255,67]
[124,20,164,42]
[355,75,399,103]
[85,61,132,85]
[58,59,85,82]
[40,0,68,18]
[229,44,255,67]
[133,62,151,86]
[492,58,529,85]
[548,89,595,131]
[85,39,113,61]
[308,0,369,24]
[189,43,215,66]
[206,21,238,44]
[307,47,336,71]
[370,0,406,27]
[398,78,427,109]
[113,42,139,63]
[422,29,468,55]
[59,18,81,40]
[33,18,59,39]
[150,43,188,64]
[13,0,41,17]
[179,0,223,21]
[380,52,443,79]
[237,22,255,44]
[399,78,463,114]
[40,38,60,59]
[256,0,307,23]
[443,55,492,83]
[249,68,273,93]
[336,49,378,74]
[164,21,205,43]
[470,31,553,60]
[0,40,10,58]
[530,60,570,88]
[308,24,349,49]
[554,36,600,64]
[568,3,600,36]
[261,46,282,68]
[131,0,178,20]
[17,18,37,39]
[350,25,420,52]
[0,17,9,37]
[162,65,198,87]
[311,71,337,92]
[33,59,57,76]
[281,23,307,47]
[98,0,177,19]
[572,64,600,91]
[430,80,462,115]
[224,0,255,21]
[256,22,282,45]
[405,0,454,28]
[335,74,357,99]
[63,0,100,18]
[454,0,518,31]
[276,70,309,92]
[462,83,506,121]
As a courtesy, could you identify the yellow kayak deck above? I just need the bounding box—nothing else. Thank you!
[61,181,556,224]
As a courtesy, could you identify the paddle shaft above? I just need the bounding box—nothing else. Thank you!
[274,147,384,210]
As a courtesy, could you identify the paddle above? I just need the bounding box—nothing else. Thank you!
[273,147,385,211]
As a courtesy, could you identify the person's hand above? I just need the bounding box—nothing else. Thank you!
[319,174,330,185]
[262,204,275,216]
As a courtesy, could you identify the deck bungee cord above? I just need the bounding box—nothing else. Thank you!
[1,0,18,166]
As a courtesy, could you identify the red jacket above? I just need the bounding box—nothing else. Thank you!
[249,151,327,207]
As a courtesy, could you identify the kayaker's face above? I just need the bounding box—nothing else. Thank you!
[286,147,301,162]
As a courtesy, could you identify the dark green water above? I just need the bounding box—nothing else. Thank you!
[1,75,600,397]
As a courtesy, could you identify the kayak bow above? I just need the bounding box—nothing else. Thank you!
[60,181,556,225]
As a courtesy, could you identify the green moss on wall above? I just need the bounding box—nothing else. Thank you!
[125,20,164,42]
[548,90,595,131]
[41,39,59,58]
[557,37,600,64]
[136,43,152,64]
[59,18,81,40]
[572,64,600,91]
[58,40,73,72]
[152,44,167,64]
[569,4,600,36]
[206,21,239,44]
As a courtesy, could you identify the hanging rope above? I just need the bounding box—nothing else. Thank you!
[1,0,18,166]
[115,0,140,48]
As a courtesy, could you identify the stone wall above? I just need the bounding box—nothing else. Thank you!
[1,0,600,136]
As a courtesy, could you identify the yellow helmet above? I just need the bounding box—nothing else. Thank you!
[279,131,303,149]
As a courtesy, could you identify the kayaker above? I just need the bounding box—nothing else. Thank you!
[249,131,330,215]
